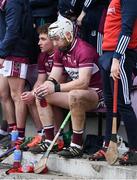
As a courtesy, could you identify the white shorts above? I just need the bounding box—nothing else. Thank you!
[2,60,28,79]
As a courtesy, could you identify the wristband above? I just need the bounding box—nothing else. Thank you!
[55,84,61,92]
[47,77,60,92]
[47,77,58,85]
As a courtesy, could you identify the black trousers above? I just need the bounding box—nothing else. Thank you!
[99,50,137,149]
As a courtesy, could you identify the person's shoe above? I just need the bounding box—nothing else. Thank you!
[58,146,83,158]
[0,135,11,149]
[29,140,51,154]
[29,140,59,154]
[27,135,43,148]
[0,134,10,143]
[0,133,8,141]
[119,151,137,165]
[89,148,106,161]
[0,134,6,140]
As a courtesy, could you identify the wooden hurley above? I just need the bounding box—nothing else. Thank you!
[34,112,71,174]
[105,79,119,165]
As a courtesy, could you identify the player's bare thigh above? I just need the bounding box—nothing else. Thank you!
[0,75,10,97]
[8,77,25,95]
[68,89,99,111]
[45,89,99,111]
[46,92,69,109]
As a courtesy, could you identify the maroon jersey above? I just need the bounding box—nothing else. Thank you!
[38,52,54,75]
[54,38,102,89]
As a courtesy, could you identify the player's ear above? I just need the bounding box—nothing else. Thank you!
[65,31,73,42]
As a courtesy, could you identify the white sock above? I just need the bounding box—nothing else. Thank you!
[70,142,82,150]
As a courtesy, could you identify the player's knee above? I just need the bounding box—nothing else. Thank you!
[0,93,10,102]
[69,90,83,108]
[10,91,21,102]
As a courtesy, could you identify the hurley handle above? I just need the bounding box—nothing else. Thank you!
[113,79,118,114]
[112,79,118,135]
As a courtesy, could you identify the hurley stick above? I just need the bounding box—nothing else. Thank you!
[34,111,71,174]
[105,79,119,165]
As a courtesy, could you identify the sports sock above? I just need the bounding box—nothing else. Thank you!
[44,125,54,141]
[71,129,83,147]
[17,127,25,139]
[8,123,16,133]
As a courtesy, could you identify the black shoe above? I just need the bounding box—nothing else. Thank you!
[29,141,51,154]
[0,134,9,142]
[119,151,137,165]
[29,140,59,154]
[89,148,107,161]
[0,134,11,149]
[0,134,8,141]
[58,146,83,158]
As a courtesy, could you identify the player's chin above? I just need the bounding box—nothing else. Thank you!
[40,48,44,52]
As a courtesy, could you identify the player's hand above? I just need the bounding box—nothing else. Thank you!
[35,81,55,99]
[77,11,86,26]
[110,58,120,80]
[21,91,35,104]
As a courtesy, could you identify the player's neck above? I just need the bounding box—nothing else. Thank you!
[47,50,54,55]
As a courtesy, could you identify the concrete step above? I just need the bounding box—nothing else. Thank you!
[2,151,137,179]
[0,164,80,180]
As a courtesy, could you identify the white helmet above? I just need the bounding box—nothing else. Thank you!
[48,16,74,41]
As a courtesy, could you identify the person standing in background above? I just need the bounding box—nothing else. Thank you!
[0,0,35,145]
[58,0,110,56]
[97,0,137,165]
